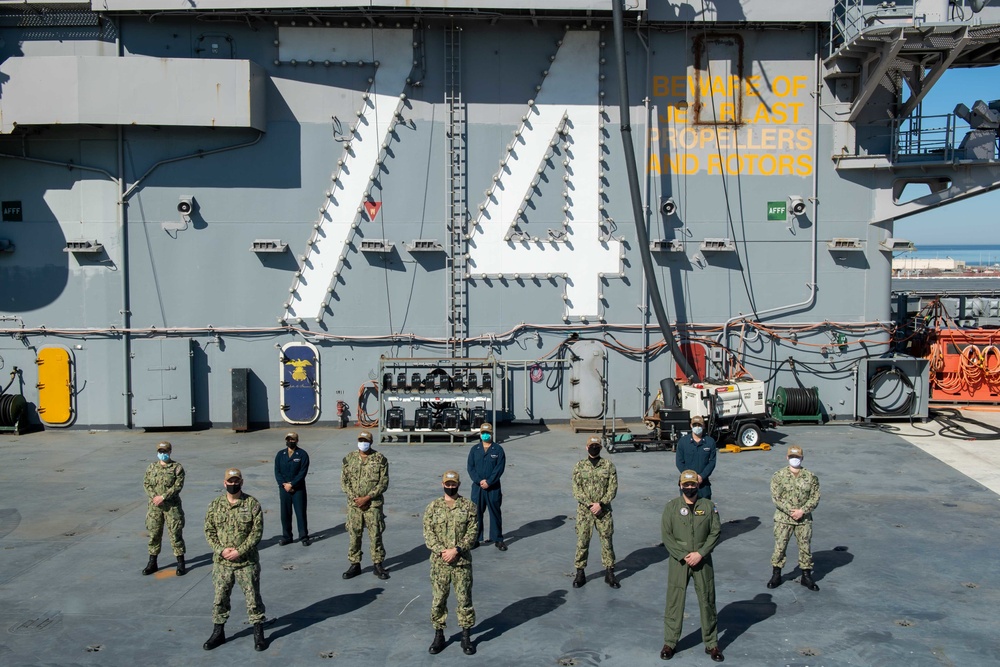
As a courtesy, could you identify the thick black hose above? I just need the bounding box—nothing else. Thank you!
[611,2,699,382]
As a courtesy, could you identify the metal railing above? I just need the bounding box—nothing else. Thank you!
[830,0,919,57]
[892,113,957,161]
[892,112,999,162]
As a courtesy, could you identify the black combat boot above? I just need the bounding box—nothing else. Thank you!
[428,629,446,654]
[203,623,226,650]
[142,555,158,576]
[253,622,267,651]
[461,628,476,655]
[175,555,187,576]
[572,568,586,588]
[342,562,362,579]
[766,566,782,589]
[373,562,390,580]
[605,567,620,589]
[800,569,820,591]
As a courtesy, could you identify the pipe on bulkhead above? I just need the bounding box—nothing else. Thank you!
[611,0,699,383]
[720,24,822,376]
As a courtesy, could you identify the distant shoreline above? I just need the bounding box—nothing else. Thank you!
[900,244,1000,267]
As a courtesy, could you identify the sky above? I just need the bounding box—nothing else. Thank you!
[894,66,1000,245]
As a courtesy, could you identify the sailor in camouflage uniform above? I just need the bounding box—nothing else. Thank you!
[341,430,390,580]
[423,470,479,655]
[768,445,821,592]
[571,436,620,589]
[141,441,186,576]
[203,468,267,652]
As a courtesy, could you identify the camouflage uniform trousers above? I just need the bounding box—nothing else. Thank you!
[574,504,615,570]
[430,558,475,630]
[771,521,813,569]
[212,562,266,625]
[347,503,386,564]
[146,500,186,557]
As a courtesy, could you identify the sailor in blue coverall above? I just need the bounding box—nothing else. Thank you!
[675,415,718,499]
[274,431,311,545]
[466,422,507,551]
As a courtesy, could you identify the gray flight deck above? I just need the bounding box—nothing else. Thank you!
[1,420,998,666]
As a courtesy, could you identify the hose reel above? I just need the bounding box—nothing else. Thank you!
[770,386,822,424]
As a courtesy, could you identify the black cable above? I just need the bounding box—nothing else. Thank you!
[850,421,900,433]
[867,365,915,417]
[930,407,1000,441]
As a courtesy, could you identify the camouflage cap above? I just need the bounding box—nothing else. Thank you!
[587,436,602,446]
[156,441,172,452]
[358,430,373,443]
[225,468,243,481]
[479,422,493,433]
[787,445,803,458]
[285,431,299,442]
[691,415,705,426]
[442,470,461,485]
[679,469,699,486]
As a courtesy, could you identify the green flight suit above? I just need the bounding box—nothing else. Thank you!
[660,495,721,650]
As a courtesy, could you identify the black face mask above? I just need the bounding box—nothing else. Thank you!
[225,483,242,494]
[681,486,698,499]
[587,445,602,457]
[286,442,298,449]
[443,486,458,498]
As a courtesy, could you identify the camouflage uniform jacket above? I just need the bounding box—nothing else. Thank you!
[771,467,820,525]
[204,493,264,567]
[341,450,389,507]
[572,457,618,510]
[423,496,478,567]
[143,461,185,503]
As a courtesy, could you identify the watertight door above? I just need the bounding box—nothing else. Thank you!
[36,346,74,425]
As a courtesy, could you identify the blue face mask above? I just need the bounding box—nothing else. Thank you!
[157,452,170,462]
[481,433,492,442]
[692,426,704,437]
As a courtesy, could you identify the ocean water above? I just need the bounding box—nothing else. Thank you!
[901,244,1000,267]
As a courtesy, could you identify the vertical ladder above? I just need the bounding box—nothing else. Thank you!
[445,25,468,358]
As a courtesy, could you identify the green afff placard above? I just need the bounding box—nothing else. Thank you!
[767,201,787,221]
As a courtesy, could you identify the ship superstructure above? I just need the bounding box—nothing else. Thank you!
[1,0,998,430]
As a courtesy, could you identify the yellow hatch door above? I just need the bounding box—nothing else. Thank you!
[36,346,73,425]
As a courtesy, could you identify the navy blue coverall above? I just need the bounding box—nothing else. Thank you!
[467,440,506,542]
[675,433,718,499]
[275,446,310,540]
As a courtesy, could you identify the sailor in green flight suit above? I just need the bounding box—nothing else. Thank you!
[659,470,724,662]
